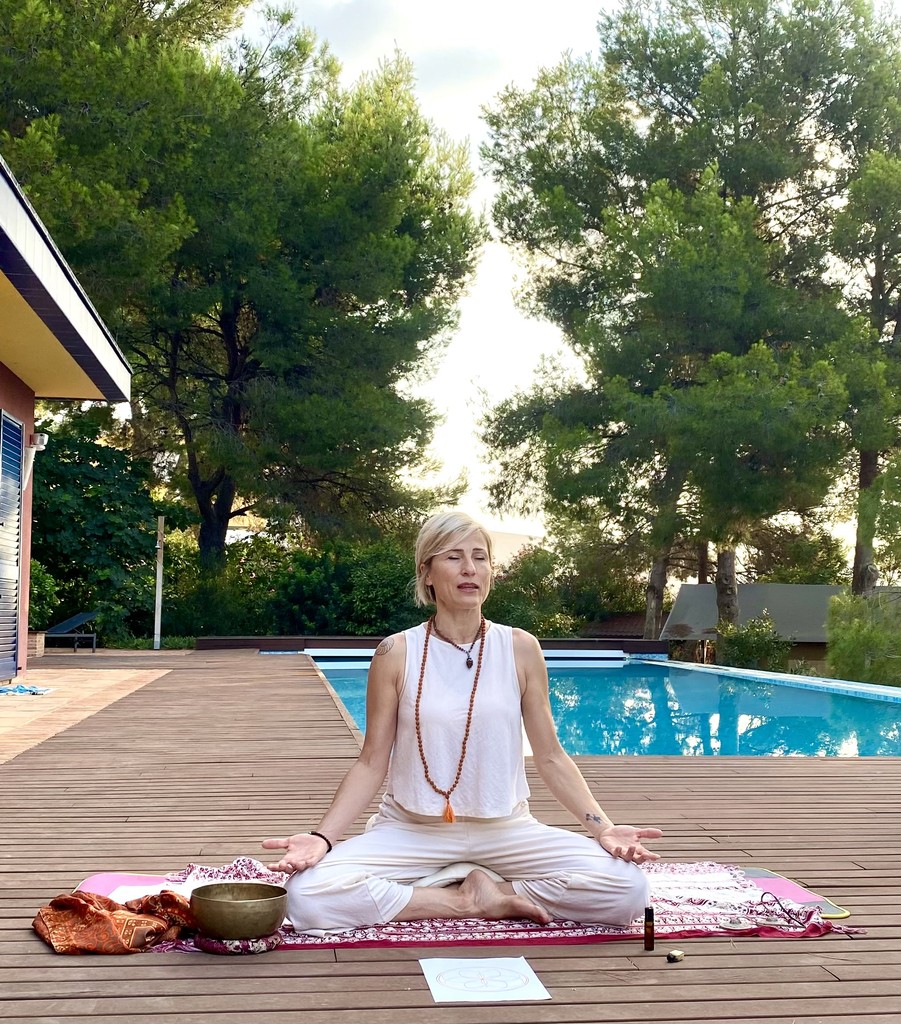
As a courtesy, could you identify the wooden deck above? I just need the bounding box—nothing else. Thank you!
[1,649,899,1023]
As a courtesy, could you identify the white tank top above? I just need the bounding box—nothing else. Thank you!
[386,621,530,818]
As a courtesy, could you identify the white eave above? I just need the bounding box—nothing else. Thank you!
[0,153,131,403]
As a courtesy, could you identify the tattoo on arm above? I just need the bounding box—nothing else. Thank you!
[585,813,604,825]
[374,637,395,656]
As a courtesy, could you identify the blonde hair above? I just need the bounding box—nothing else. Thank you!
[414,510,494,607]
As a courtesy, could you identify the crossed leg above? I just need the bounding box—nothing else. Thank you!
[286,807,647,932]
[396,868,550,924]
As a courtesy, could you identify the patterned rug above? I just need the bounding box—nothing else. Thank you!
[77,857,857,953]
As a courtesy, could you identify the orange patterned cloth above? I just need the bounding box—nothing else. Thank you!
[33,890,197,954]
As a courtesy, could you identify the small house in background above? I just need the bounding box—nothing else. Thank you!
[0,155,131,680]
[660,583,853,668]
[582,612,647,641]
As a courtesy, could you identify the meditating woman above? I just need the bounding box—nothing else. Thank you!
[262,510,662,931]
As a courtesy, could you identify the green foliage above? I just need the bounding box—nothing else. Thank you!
[266,543,356,636]
[482,164,851,629]
[484,547,580,637]
[546,517,650,623]
[483,1,891,310]
[746,523,850,585]
[30,418,185,641]
[159,532,285,637]
[717,612,794,672]
[268,538,422,637]
[0,0,219,311]
[481,0,901,610]
[160,531,646,640]
[833,150,901,334]
[826,592,901,686]
[787,659,821,677]
[345,540,421,637]
[665,342,847,541]
[0,1,483,564]
[860,453,901,582]
[27,560,59,630]
[110,636,195,650]
[159,533,422,637]
[159,533,600,640]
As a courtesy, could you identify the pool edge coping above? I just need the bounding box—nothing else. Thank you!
[635,658,901,704]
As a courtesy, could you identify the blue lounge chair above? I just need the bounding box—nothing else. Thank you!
[45,611,100,652]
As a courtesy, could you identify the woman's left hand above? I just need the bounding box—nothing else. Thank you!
[597,824,663,863]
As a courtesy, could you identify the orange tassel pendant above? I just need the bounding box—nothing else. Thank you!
[443,800,456,824]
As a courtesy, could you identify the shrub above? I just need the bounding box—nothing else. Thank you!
[717,612,793,671]
[110,636,195,650]
[31,418,189,641]
[28,560,60,630]
[787,659,820,677]
[159,533,422,638]
[161,532,286,637]
[346,539,420,635]
[267,541,358,635]
[484,546,579,637]
[269,538,420,636]
[826,592,901,686]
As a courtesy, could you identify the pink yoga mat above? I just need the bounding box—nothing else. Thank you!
[77,873,170,896]
[76,865,847,918]
[73,859,851,952]
[741,867,849,919]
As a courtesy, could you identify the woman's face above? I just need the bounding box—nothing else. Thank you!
[423,530,492,611]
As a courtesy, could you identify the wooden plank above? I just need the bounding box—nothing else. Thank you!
[0,964,850,999]
[2,984,901,1014]
[4,1015,901,1024]
[1,648,899,1024]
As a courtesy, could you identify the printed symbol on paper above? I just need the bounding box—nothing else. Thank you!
[435,966,532,992]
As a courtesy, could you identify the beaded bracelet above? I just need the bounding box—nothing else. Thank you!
[309,830,333,853]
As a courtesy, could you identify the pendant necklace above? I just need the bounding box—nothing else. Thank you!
[431,616,484,669]
[414,616,486,822]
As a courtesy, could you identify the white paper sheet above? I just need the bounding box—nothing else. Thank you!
[419,956,551,1002]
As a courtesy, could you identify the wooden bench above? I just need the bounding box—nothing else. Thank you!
[45,610,100,652]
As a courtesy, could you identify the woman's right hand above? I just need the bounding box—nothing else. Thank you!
[261,832,330,874]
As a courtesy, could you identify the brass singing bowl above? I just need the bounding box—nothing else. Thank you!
[190,882,288,940]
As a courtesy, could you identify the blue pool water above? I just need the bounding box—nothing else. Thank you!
[318,661,901,757]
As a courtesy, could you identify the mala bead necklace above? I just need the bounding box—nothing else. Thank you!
[431,616,483,669]
[414,616,486,823]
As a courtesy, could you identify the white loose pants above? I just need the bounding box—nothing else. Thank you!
[286,800,649,932]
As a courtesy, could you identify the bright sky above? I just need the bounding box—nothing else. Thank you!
[253,0,611,536]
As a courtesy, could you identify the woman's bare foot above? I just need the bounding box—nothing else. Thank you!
[459,869,551,925]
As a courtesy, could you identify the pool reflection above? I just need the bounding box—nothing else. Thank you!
[547,667,901,757]
[319,664,901,757]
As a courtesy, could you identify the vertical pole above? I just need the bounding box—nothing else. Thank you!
[153,516,165,651]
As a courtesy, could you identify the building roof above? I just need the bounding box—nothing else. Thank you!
[660,583,851,642]
[0,154,131,402]
[583,613,647,639]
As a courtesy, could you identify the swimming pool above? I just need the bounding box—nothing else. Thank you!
[315,660,901,757]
